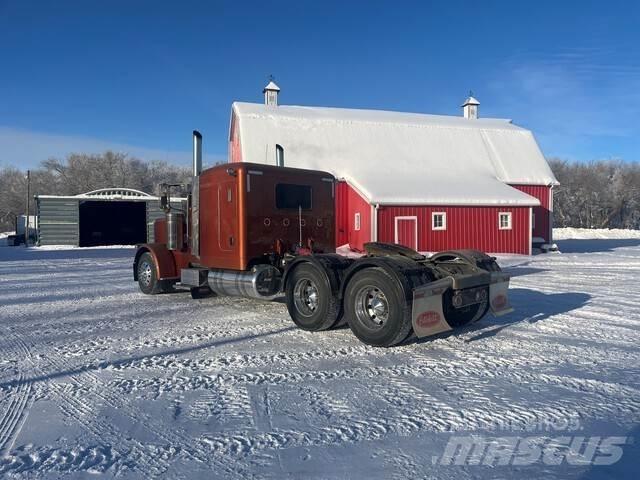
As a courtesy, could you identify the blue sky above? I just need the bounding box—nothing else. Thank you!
[0,0,638,169]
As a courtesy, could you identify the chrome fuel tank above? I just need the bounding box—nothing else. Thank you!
[207,264,281,299]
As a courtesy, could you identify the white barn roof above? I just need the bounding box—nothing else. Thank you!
[232,102,558,206]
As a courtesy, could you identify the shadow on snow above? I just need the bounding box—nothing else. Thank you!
[555,238,640,254]
[0,326,297,390]
[464,288,591,343]
[408,288,591,345]
[0,247,134,263]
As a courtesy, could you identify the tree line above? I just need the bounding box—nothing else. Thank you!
[0,152,638,231]
[0,152,192,231]
[548,158,640,230]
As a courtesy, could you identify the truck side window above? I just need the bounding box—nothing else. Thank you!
[275,184,312,210]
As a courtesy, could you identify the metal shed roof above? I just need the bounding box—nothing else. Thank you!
[36,188,158,201]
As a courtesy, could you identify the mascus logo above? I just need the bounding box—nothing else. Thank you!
[416,311,441,328]
[492,294,507,310]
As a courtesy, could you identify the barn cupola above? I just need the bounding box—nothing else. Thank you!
[461,92,480,119]
[263,77,280,106]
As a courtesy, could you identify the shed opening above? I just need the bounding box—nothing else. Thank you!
[79,200,147,246]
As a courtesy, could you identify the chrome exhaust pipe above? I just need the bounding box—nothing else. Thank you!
[193,130,202,177]
[191,130,202,256]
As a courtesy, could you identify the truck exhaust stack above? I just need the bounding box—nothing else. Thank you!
[193,130,202,176]
[191,130,202,256]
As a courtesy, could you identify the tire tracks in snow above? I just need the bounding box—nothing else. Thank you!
[54,322,298,360]
[0,327,157,476]
[79,367,254,479]
[0,328,34,458]
[112,348,640,431]
[106,343,398,375]
[5,327,254,479]
[200,361,639,460]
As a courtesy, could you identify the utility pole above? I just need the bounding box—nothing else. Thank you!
[25,170,30,246]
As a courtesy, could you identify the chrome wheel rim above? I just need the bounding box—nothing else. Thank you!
[140,261,152,287]
[354,285,389,328]
[293,278,319,317]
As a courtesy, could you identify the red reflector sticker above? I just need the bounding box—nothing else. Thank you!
[492,294,507,310]
[416,311,441,328]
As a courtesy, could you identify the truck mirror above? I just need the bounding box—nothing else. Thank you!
[160,194,168,211]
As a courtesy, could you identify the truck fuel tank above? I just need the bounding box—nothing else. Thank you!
[207,264,282,299]
[166,211,185,251]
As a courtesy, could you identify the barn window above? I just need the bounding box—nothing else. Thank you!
[276,144,284,167]
[354,212,361,231]
[532,212,536,230]
[432,212,446,230]
[499,212,512,230]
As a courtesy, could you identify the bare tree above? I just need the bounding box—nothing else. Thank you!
[549,158,640,230]
[0,152,191,231]
[2,153,638,232]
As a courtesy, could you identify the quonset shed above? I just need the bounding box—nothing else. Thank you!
[35,188,183,247]
[229,89,558,255]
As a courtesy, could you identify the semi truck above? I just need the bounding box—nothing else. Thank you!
[133,131,513,347]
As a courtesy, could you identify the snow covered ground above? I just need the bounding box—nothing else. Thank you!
[0,231,639,478]
[554,227,640,240]
[0,232,13,247]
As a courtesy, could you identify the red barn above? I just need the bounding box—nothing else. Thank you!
[229,83,558,255]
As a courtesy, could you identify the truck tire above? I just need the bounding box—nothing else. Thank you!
[285,263,339,331]
[344,267,412,347]
[137,252,173,294]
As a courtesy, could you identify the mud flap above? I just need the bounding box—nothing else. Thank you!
[411,278,454,338]
[489,273,514,316]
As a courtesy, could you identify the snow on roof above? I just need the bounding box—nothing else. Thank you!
[36,194,189,203]
[461,95,480,106]
[36,188,160,201]
[263,81,280,92]
[36,194,160,201]
[232,102,558,206]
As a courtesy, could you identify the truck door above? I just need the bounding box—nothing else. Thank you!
[218,181,238,252]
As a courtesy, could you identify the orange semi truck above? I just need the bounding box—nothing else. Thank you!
[134,131,513,347]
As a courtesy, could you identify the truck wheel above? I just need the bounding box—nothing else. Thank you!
[137,252,173,294]
[344,267,412,347]
[286,263,339,331]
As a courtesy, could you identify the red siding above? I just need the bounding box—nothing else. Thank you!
[335,181,371,251]
[510,185,552,242]
[377,206,531,255]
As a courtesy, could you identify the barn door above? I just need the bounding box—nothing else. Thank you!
[395,216,418,250]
